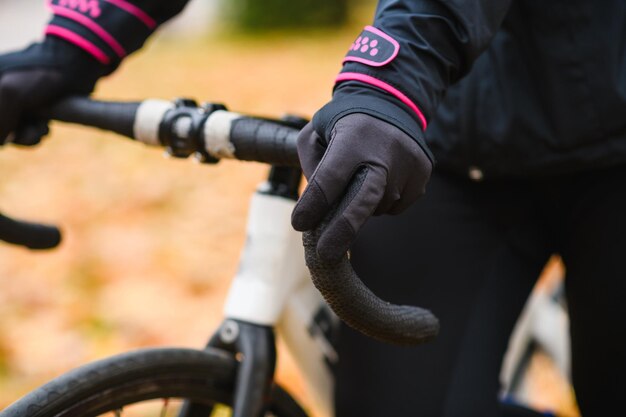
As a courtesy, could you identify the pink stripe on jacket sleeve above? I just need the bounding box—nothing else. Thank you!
[50,5,126,58]
[104,0,157,29]
[336,72,428,130]
[45,25,110,65]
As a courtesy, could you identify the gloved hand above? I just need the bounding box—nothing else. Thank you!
[291,98,432,263]
[0,38,108,146]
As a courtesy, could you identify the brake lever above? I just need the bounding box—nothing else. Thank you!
[0,212,62,250]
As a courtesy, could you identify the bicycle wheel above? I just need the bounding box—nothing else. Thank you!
[1,347,308,417]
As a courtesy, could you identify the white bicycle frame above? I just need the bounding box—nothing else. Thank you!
[222,183,337,417]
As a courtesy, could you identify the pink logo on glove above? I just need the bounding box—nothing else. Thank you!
[344,26,399,67]
[57,0,101,18]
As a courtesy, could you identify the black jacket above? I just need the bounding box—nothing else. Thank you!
[428,0,626,178]
[45,0,190,70]
[47,0,626,178]
[326,0,626,178]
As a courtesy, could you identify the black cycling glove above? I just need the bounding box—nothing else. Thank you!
[291,83,433,263]
[0,37,108,146]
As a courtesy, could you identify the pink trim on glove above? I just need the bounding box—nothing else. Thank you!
[104,0,157,29]
[45,25,110,65]
[50,5,126,58]
[336,72,428,130]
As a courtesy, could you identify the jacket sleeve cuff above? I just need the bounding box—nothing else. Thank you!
[44,0,159,69]
[312,81,435,164]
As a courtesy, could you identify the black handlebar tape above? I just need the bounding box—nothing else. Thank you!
[302,169,440,345]
[44,96,141,139]
[0,213,61,250]
[229,117,300,167]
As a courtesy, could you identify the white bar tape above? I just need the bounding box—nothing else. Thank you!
[203,110,240,159]
[133,99,174,146]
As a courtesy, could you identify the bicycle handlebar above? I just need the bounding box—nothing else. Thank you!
[45,96,439,345]
[303,168,439,345]
[46,97,301,167]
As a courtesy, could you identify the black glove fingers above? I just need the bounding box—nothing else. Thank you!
[381,142,433,216]
[0,39,108,147]
[0,70,66,145]
[380,182,420,215]
[373,184,402,216]
[292,159,354,231]
[292,178,331,231]
[0,75,23,143]
[317,165,387,263]
[292,134,359,231]
[296,122,327,179]
[13,119,49,146]
[16,70,58,104]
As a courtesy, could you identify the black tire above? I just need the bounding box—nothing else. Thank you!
[1,347,308,417]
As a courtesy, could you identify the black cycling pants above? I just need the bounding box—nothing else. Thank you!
[335,166,626,417]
